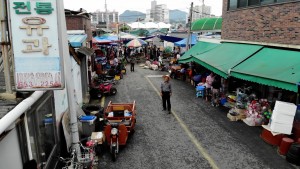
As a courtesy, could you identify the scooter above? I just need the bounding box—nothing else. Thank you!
[109,123,120,162]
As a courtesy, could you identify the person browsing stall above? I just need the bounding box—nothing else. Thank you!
[161,75,172,114]
[205,72,215,101]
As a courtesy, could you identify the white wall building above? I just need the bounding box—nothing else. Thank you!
[192,5,211,22]
[91,10,119,25]
[147,0,169,23]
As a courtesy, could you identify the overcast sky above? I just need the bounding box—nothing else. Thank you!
[63,0,223,16]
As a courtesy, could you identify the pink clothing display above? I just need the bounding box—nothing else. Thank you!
[206,75,214,88]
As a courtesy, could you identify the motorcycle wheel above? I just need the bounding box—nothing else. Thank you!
[90,89,102,99]
[110,88,117,95]
[111,146,117,162]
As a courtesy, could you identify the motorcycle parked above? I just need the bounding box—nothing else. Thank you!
[90,82,117,99]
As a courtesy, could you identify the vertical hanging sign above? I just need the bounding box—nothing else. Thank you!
[9,0,64,90]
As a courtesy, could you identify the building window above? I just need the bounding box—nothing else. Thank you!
[228,0,295,10]
[238,0,248,7]
[229,0,238,9]
[249,0,261,6]
[261,0,274,4]
[26,92,57,169]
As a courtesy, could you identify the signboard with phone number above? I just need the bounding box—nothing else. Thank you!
[9,0,64,90]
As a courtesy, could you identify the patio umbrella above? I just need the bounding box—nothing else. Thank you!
[126,38,147,47]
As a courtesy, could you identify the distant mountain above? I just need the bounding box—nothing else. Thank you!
[119,10,146,23]
[169,9,187,23]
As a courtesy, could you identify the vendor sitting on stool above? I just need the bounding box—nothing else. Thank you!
[193,73,202,87]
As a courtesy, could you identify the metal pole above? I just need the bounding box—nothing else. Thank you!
[105,0,109,29]
[186,2,193,51]
[56,0,80,154]
[1,0,12,93]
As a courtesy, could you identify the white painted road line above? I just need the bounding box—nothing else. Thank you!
[145,76,219,169]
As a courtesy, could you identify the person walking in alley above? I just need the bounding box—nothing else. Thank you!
[130,56,135,72]
[161,75,172,114]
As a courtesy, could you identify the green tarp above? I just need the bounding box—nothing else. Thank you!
[231,48,300,92]
[193,43,263,78]
[178,41,220,62]
[191,18,222,31]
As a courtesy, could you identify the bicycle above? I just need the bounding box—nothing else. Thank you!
[58,141,98,169]
[58,149,82,169]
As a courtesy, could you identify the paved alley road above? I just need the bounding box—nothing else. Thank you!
[96,65,296,169]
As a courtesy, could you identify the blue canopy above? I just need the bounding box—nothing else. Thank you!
[174,34,197,47]
[68,34,87,47]
[158,35,183,43]
[94,35,118,41]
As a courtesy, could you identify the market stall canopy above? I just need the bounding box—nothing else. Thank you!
[128,22,146,29]
[158,35,183,43]
[68,34,87,47]
[230,48,300,92]
[119,32,139,39]
[174,34,198,47]
[157,22,171,29]
[145,22,159,29]
[126,38,147,47]
[99,34,119,41]
[140,36,156,41]
[194,43,263,78]
[93,37,112,43]
[130,29,150,37]
[191,17,222,32]
[178,41,220,62]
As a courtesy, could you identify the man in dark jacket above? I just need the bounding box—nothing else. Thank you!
[130,57,135,72]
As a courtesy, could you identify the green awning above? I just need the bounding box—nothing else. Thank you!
[178,41,220,62]
[231,48,300,92]
[194,43,263,78]
[191,18,222,32]
[179,57,199,63]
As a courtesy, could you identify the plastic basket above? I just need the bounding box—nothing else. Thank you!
[78,148,94,168]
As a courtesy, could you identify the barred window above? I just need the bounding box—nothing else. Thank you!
[228,0,295,10]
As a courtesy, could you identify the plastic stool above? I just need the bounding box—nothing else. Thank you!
[278,138,294,155]
[196,86,205,98]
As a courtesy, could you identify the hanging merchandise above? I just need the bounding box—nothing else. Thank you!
[243,99,268,126]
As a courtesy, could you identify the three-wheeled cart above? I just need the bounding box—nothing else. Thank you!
[103,101,136,161]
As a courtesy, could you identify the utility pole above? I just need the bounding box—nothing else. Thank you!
[202,0,205,18]
[0,0,12,94]
[186,2,193,51]
[105,0,109,29]
[57,0,80,155]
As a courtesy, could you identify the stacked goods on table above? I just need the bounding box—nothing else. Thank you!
[270,101,297,134]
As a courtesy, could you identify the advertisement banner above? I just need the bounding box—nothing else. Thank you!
[9,0,64,90]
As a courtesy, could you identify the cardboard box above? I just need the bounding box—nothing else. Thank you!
[271,112,295,124]
[91,132,105,144]
[273,101,297,116]
[235,107,246,115]
[270,122,293,134]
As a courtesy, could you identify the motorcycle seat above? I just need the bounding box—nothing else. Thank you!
[106,75,114,78]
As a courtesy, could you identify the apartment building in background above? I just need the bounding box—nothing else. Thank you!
[192,5,212,22]
[146,0,169,23]
[91,10,119,27]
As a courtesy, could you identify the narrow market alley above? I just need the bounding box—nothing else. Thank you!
[96,65,296,169]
